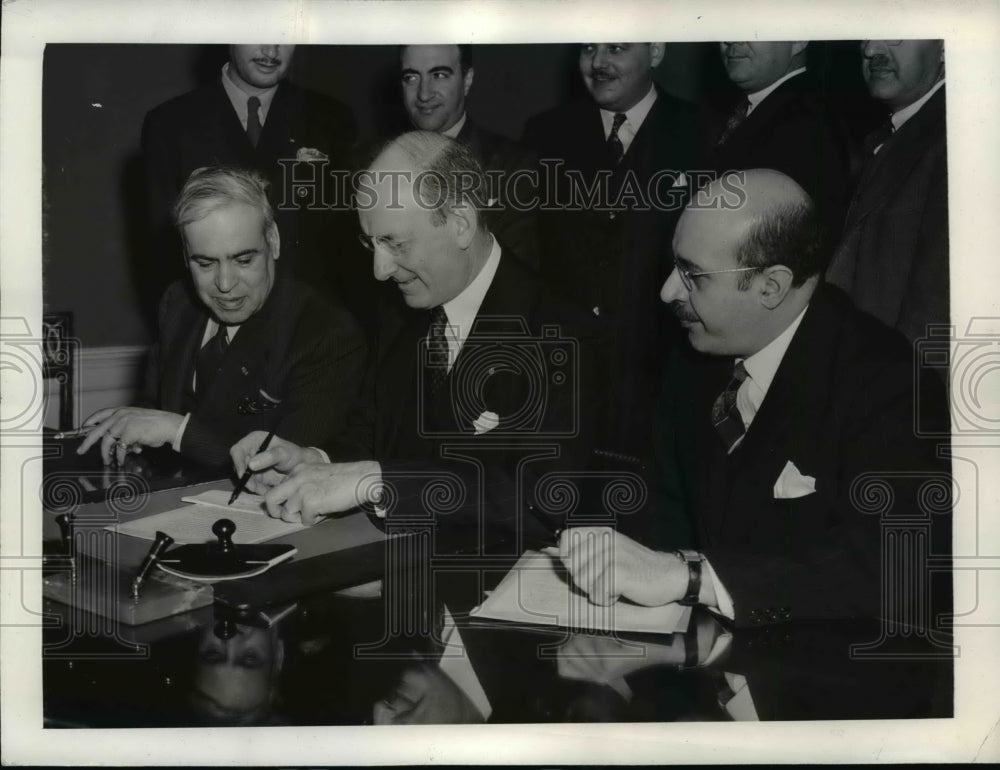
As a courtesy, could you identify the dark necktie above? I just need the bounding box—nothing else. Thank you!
[716,96,750,147]
[196,323,229,395]
[607,112,627,164]
[425,306,450,394]
[711,361,748,453]
[863,118,894,156]
[246,96,262,147]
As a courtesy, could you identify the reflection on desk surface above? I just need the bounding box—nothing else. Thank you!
[42,437,229,506]
[43,575,953,727]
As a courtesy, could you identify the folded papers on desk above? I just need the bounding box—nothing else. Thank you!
[470,550,692,634]
[106,490,306,544]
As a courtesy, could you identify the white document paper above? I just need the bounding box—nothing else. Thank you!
[107,494,306,545]
[470,550,691,635]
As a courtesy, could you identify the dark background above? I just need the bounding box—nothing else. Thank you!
[42,42,875,348]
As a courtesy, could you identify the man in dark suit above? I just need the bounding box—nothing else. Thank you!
[232,132,598,547]
[825,39,947,344]
[557,170,950,631]
[706,41,852,237]
[141,45,358,310]
[522,43,699,466]
[78,166,366,467]
[399,44,539,269]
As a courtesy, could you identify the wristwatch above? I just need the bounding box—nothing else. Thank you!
[673,549,705,606]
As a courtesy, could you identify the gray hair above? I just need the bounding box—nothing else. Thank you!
[172,166,278,252]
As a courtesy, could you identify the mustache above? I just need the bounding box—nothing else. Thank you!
[865,54,894,70]
[670,301,699,324]
[590,68,616,79]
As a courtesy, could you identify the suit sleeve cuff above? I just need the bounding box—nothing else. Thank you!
[311,447,330,464]
[171,413,191,453]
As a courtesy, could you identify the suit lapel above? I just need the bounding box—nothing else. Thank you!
[375,303,428,456]
[717,291,841,540]
[845,87,946,229]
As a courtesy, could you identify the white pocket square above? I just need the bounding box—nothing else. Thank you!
[773,461,816,499]
[473,410,500,435]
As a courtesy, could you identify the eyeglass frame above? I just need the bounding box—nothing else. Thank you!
[357,233,410,257]
[672,258,761,291]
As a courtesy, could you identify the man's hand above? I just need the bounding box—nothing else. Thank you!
[77,407,183,466]
[555,527,689,607]
[229,431,324,495]
[264,460,383,525]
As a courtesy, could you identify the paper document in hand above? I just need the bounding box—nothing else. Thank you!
[107,500,306,545]
[470,550,691,635]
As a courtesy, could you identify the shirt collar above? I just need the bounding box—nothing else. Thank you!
[746,67,807,115]
[600,84,658,138]
[441,236,502,352]
[891,78,945,131]
[442,112,468,139]
[221,62,280,127]
[739,304,809,399]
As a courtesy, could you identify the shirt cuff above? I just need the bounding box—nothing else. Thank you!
[171,413,191,453]
[703,557,735,621]
[311,447,330,463]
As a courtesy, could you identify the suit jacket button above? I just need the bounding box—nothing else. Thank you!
[592,306,601,317]
[608,212,616,220]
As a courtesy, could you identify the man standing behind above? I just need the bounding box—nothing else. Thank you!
[557,171,949,631]
[707,41,852,237]
[142,45,357,308]
[825,40,947,344]
[399,44,539,269]
[523,43,698,467]
[79,166,366,467]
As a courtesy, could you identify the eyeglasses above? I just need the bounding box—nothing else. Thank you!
[358,233,410,257]
[673,258,760,291]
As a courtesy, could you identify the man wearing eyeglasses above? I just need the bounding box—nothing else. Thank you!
[826,39,947,344]
[231,132,599,548]
[78,166,366,467]
[554,170,950,634]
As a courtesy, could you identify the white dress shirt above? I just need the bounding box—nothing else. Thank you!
[220,62,279,130]
[437,236,502,369]
[599,84,658,156]
[442,112,467,139]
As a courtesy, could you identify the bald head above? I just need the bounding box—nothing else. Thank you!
[356,131,492,309]
[663,170,824,357]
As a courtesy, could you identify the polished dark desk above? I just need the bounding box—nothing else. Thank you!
[41,442,953,727]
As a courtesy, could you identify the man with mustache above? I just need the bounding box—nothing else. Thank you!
[707,41,852,238]
[141,45,359,318]
[825,40,947,344]
[399,45,539,269]
[78,166,365,467]
[555,170,950,635]
[522,43,698,469]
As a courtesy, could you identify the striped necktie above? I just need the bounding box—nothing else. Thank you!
[711,361,748,453]
[607,112,627,164]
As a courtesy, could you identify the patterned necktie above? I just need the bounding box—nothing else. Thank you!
[196,323,229,395]
[711,360,748,453]
[425,306,450,394]
[716,96,750,147]
[864,118,894,156]
[607,112,627,164]
[246,96,262,147]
